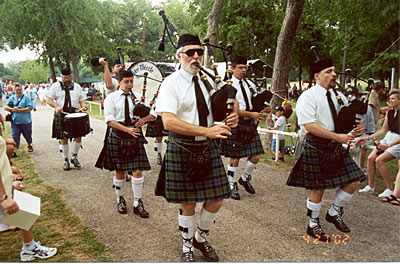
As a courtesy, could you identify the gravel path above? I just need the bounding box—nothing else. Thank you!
[17,107,400,262]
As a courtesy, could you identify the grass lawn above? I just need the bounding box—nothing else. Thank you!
[0,124,114,262]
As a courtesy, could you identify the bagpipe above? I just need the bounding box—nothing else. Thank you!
[311,46,368,134]
[158,10,237,122]
[245,63,293,120]
[116,47,152,122]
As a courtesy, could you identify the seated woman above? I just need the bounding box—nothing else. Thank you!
[381,163,400,205]
[356,90,400,198]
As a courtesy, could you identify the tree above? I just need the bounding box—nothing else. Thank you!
[203,0,224,68]
[19,60,48,83]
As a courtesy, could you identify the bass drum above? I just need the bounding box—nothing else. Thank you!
[128,60,164,102]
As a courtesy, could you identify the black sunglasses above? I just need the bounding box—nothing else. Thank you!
[180,48,204,57]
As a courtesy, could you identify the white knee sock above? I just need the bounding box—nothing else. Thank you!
[195,207,218,243]
[179,212,195,253]
[59,144,69,159]
[154,142,162,154]
[71,141,81,156]
[242,159,257,181]
[113,177,126,202]
[329,189,353,216]
[132,176,144,207]
[307,198,321,228]
[227,165,238,189]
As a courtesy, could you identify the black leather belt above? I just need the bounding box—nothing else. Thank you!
[168,132,207,141]
[307,133,336,143]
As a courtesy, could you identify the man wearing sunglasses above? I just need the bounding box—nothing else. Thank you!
[220,55,268,200]
[155,34,238,262]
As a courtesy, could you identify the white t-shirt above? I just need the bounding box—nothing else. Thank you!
[46,81,86,109]
[155,68,214,127]
[296,84,348,132]
[273,116,286,140]
[232,76,255,111]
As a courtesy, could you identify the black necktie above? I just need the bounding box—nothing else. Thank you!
[240,80,250,111]
[326,90,338,130]
[124,93,131,125]
[193,76,209,127]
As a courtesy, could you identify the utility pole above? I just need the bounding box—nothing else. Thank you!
[142,18,146,60]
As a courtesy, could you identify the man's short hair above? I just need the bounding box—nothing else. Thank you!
[117,70,134,81]
[372,82,384,91]
[389,89,400,98]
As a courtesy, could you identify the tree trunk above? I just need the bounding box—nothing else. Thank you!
[340,27,349,89]
[65,38,79,83]
[264,0,304,151]
[204,0,224,68]
[49,56,56,83]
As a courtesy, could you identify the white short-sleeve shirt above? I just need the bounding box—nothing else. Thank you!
[273,116,286,140]
[296,84,348,132]
[155,68,214,127]
[232,76,254,111]
[46,81,86,109]
[105,77,119,96]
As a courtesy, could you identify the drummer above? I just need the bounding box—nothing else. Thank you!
[46,66,88,171]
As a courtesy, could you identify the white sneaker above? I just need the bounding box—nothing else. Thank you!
[20,241,57,262]
[378,189,394,198]
[359,185,375,193]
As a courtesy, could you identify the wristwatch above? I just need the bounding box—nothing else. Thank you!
[0,194,8,204]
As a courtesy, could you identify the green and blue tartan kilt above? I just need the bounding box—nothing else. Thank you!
[286,134,365,190]
[220,120,265,158]
[155,137,230,204]
[103,130,151,172]
[52,113,66,140]
[145,116,166,137]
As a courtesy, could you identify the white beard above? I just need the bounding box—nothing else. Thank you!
[181,59,200,75]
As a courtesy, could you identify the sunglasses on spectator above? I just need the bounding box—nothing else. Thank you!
[180,49,204,57]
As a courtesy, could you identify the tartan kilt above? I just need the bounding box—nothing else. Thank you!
[220,120,265,158]
[103,130,151,172]
[155,137,230,204]
[286,134,365,190]
[145,116,166,137]
[52,113,67,140]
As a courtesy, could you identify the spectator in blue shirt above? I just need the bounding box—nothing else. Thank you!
[4,84,34,152]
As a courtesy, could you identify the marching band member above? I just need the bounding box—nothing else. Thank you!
[286,58,365,241]
[155,34,238,262]
[103,69,154,217]
[102,58,123,97]
[220,55,268,200]
[46,66,88,171]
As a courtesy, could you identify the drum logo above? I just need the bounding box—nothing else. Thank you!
[132,64,154,75]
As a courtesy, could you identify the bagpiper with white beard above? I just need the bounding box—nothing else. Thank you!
[155,34,239,262]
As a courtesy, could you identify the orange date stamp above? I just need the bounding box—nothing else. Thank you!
[303,234,350,245]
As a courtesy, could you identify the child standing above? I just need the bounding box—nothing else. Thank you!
[268,105,286,161]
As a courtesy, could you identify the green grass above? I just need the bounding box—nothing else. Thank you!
[0,124,115,262]
[87,100,105,121]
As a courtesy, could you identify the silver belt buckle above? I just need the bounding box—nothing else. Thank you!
[195,136,207,141]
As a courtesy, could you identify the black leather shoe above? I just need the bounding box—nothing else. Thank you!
[63,159,70,171]
[238,176,255,194]
[230,183,240,200]
[117,196,127,214]
[71,155,81,169]
[133,199,149,218]
[181,251,194,262]
[157,153,162,165]
[326,211,351,233]
[193,238,219,262]
[307,222,331,242]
